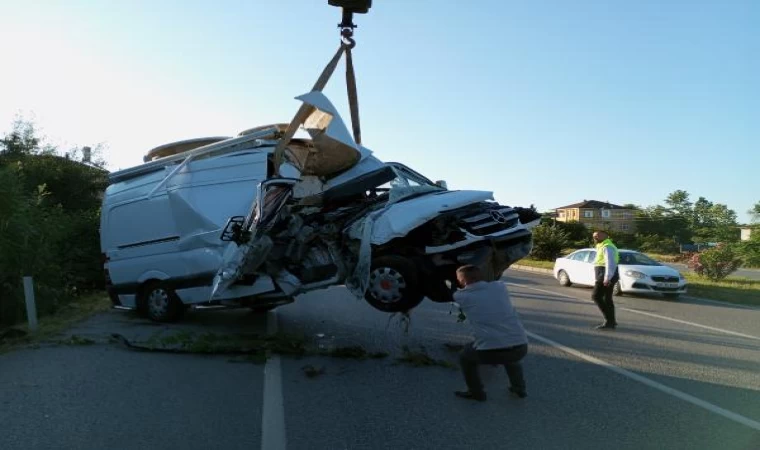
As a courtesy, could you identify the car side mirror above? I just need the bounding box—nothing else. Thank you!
[435,180,448,189]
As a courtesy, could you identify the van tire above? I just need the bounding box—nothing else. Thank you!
[365,255,424,313]
[140,281,183,322]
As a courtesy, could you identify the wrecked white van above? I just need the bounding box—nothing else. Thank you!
[100,92,540,321]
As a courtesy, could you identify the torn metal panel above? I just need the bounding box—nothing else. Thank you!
[370,190,495,245]
[293,91,362,177]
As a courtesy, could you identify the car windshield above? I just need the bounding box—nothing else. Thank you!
[387,163,443,190]
[620,252,661,266]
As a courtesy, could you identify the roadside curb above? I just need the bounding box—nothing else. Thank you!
[509,264,760,310]
[510,264,553,275]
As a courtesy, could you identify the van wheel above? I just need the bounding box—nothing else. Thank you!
[365,255,424,313]
[141,281,183,322]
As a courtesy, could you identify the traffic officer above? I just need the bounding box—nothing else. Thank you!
[592,231,620,330]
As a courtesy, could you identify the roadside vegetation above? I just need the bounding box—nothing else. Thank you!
[0,293,110,353]
[517,194,760,307]
[0,118,108,334]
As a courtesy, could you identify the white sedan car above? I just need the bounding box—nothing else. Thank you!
[553,249,687,299]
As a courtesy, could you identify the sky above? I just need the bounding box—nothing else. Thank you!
[1,0,757,223]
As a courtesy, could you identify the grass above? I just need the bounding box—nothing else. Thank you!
[129,330,393,365]
[0,292,110,354]
[514,258,554,270]
[139,330,309,360]
[646,253,682,263]
[395,345,458,370]
[683,274,760,307]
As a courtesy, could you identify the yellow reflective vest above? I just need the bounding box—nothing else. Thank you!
[594,239,619,266]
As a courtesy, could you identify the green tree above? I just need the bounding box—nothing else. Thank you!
[555,220,591,248]
[748,201,760,224]
[635,204,690,245]
[0,119,108,326]
[692,202,739,243]
[0,118,41,155]
[665,190,692,219]
[710,204,739,242]
[692,197,714,229]
[530,224,571,261]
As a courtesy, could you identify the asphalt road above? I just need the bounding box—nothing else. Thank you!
[666,262,760,280]
[1,269,759,450]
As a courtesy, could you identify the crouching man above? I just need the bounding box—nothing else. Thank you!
[452,264,528,401]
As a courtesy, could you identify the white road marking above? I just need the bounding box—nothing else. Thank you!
[527,330,760,432]
[509,282,760,341]
[684,295,760,311]
[261,310,287,450]
[621,308,760,341]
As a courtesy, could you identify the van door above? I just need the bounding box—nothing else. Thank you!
[210,178,298,299]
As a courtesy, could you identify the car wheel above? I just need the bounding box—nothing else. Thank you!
[663,293,680,300]
[365,255,424,313]
[557,270,572,287]
[613,281,622,296]
[141,281,183,322]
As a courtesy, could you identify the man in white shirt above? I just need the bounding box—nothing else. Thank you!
[452,265,528,402]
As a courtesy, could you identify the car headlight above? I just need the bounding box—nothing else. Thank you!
[624,270,646,279]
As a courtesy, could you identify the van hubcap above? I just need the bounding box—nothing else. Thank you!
[369,268,406,304]
[148,289,170,317]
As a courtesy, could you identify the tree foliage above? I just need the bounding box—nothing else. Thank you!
[0,119,107,327]
[632,191,739,248]
[530,224,571,261]
[687,244,742,281]
[748,201,760,224]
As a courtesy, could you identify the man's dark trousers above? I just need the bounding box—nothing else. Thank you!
[460,343,527,394]
[592,266,619,325]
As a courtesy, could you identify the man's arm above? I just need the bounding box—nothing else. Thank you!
[451,292,468,322]
[604,246,617,283]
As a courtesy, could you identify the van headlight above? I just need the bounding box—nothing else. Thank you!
[624,270,646,279]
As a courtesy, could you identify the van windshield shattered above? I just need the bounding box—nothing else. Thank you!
[377,163,445,202]
[388,163,442,189]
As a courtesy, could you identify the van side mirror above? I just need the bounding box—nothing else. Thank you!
[435,180,448,189]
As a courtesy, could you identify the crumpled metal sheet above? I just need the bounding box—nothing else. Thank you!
[344,186,432,298]
[288,92,362,177]
[210,235,273,299]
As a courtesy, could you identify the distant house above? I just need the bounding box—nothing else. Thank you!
[555,200,637,233]
[740,226,754,241]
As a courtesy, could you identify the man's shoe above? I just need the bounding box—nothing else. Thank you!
[595,322,616,330]
[509,387,527,399]
[455,390,487,402]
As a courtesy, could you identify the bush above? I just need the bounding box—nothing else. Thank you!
[734,241,760,268]
[530,224,570,261]
[687,245,742,281]
[637,234,680,254]
[608,233,638,250]
[0,157,105,327]
[555,221,590,248]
